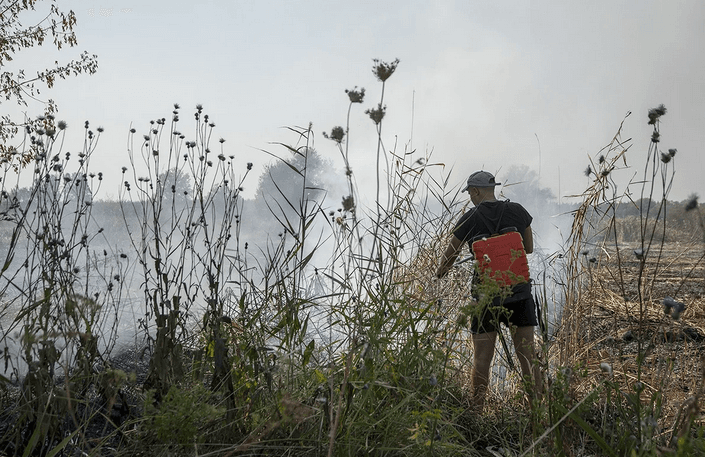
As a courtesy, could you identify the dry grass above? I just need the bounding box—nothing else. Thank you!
[567,238,705,425]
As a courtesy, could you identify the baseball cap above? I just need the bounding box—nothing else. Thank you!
[462,171,501,192]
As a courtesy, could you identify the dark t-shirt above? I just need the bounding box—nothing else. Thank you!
[453,200,534,307]
[453,200,532,245]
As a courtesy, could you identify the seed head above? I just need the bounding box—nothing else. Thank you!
[372,58,400,82]
[345,86,365,103]
[57,120,67,130]
[325,126,345,144]
[647,104,667,125]
[651,131,660,143]
[247,162,253,170]
[660,152,671,163]
[342,195,355,212]
[365,104,386,125]
[96,126,104,133]
[584,165,592,177]
[668,148,677,157]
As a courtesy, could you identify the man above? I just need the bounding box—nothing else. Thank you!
[436,170,543,408]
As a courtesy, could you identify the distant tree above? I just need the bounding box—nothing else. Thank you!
[253,147,329,228]
[157,166,193,206]
[0,0,98,166]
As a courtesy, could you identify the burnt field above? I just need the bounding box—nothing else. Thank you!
[561,238,705,437]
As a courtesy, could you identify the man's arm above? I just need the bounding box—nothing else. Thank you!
[523,226,533,254]
[436,235,464,278]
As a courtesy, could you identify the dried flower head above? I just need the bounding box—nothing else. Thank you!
[325,126,345,144]
[57,120,67,130]
[365,104,386,125]
[372,58,400,82]
[342,195,355,212]
[651,131,660,143]
[345,86,365,103]
[660,152,671,163]
[647,104,667,125]
[584,165,592,177]
[247,162,253,170]
[668,148,677,157]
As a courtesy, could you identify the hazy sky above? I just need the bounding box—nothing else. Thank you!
[12,0,705,204]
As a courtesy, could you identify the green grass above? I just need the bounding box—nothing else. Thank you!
[0,63,703,456]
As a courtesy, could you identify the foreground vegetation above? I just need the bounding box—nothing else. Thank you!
[0,60,703,456]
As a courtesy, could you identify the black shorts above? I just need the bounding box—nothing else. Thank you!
[470,286,538,334]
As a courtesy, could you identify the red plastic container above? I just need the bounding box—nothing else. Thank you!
[471,231,530,287]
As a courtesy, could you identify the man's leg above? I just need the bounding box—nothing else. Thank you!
[511,325,543,403]
[471,331,497,409]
